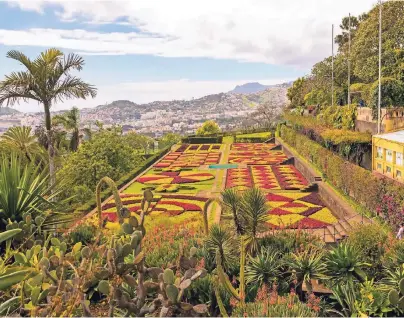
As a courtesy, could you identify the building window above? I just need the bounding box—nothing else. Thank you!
[377,163,382,170]
[386,166,392,174]
[377,147,383,159]
[397,170,402,178]
[386,150,393,163]
[397,152,403,166]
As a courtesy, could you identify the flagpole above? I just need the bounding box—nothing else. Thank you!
[347,13,351,106]
[332,24,334,107]
[377,0,382,133]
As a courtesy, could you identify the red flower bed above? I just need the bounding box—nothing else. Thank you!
[225,168,253,189]
[232,143,277,151]
[200,144,210,151]
[175,144,189,152]
[271,165,308,190]
[102,194,208,220]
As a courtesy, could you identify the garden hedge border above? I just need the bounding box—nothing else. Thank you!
[279,125,404,214]
[74,146,171,213]
[181,136,223,144]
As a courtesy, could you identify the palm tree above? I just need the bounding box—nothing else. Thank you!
[238,188,268,253]
[1,126,43,161]
[205,224,238,272]
[0,49,97,186]
[221,188,244,235]
[53,106,80,151]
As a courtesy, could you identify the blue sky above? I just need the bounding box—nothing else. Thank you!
[0,0,376,112]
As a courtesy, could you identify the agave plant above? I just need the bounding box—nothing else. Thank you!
[0,154,58,226]
[325,242,369,286]
[381,264,404,289]
[245,247,282,287]
[329,283,359,317]
[288,248,327,293]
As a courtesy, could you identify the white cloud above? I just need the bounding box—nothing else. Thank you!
[12,78,293,112]
[2,0,377,66]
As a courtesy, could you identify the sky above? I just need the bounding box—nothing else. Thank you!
[0,0,377,112]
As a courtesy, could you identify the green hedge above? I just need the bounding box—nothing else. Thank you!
[280,125,404,214]
[235,132,272,143]
[75,147,171,213]
[181,136,223,144]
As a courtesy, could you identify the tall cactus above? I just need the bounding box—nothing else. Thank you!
[96,177,124,227]
[202,198,215,235]
[216,236,247,306]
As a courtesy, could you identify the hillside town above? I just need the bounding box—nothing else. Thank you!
[0,84,288,136]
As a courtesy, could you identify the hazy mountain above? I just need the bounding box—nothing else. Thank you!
[230,81,293,94]
[231,82,269,94]
[0,107,20,116]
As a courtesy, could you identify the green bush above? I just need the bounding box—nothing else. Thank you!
[68,223,98,245]
[181,136,223,144]
[235,132,272,143]
[369,77,404,116]
[74,147,171,213]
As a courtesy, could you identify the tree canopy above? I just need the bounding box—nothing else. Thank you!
[287,1,404,111]
[196,120,221,136]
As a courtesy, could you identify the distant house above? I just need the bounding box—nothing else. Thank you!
[372,130,404,183]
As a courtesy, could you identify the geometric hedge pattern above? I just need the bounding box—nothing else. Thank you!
[265,192,337,229]
[226,165,308,190]
[228,150,287,165]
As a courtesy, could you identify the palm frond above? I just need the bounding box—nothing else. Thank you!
[6,50,35,74]
[51,75,97,103]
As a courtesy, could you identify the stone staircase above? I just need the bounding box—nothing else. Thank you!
[310,214,373,243]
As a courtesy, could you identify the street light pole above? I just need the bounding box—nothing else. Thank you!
[347,13,351,106]
[377,0,383,134]
[332,24,334,107]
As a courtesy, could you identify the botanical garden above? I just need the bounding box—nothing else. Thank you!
[0,1,404,317]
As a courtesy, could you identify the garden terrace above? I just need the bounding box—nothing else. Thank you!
[79,139,351,243]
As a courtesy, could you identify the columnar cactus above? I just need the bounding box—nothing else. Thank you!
[96,176,124,227]
[216,236,247,307]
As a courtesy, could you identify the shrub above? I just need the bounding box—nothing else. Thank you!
[346,223,391,279]
[369,77,404,116]
[68,223,98,245]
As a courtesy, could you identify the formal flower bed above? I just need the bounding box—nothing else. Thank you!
[265,192,337,229]
[183,144,223,152]
[102,193,208,221]
[225,168,253,189]
[231,143,277,151]
[271,165,308,190]
[137,171,215,184]
[250,166,280,190]
[228,150,287,165]
[154,151,221,168]
[225,165,308,190]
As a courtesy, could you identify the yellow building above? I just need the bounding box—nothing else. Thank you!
[372,130,404,183]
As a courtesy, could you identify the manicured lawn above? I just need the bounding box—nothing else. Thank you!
[236,131,271,139]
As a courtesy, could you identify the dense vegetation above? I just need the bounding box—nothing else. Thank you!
[287,1,404,114]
